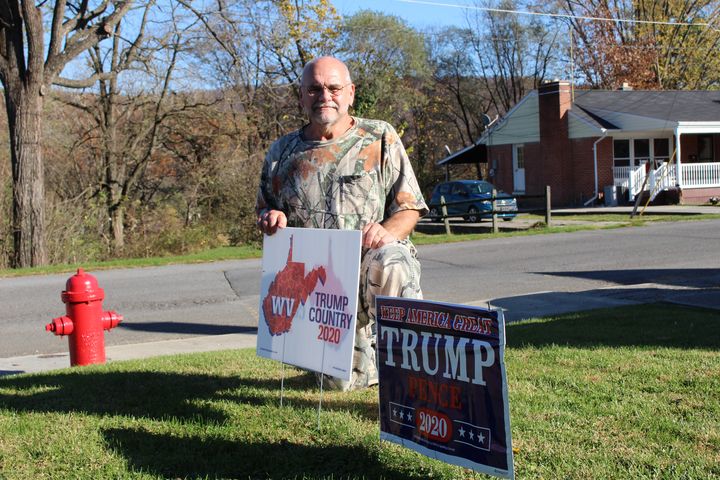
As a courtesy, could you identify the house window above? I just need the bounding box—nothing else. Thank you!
[698,135,714,162]
[634,139,650,163]
[614,137,672,168]
[613,139,630,167]
[654,138,670,163]
[515,145,525,169]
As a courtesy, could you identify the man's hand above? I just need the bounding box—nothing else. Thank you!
[361,222,397,249]
[362,210,421,249]
[257,209,287,235]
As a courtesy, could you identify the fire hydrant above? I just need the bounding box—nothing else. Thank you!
[45,268,123,367]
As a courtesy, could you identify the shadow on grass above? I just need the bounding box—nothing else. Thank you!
[102,427,412,479]
[0,368,378,422]
[0,370,243,423]
[507,303,720,350]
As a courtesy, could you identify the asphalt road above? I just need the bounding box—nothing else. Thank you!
[2,219,719,358]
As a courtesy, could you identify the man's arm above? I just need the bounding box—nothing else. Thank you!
[361,209,420,249]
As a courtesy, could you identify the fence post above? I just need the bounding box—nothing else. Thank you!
[492,189,498,234]
[440,195,451,235]
[545,185,552,226]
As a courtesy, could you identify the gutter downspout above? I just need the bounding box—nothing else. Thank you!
[583,129,608,206]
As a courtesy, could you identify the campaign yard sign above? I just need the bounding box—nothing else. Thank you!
[256,227,361,381]
[376,297,514,479]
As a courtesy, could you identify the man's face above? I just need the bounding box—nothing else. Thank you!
[300,60,355,129]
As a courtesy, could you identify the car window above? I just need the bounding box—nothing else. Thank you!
[478,182,493,194]
[438,184,450,195]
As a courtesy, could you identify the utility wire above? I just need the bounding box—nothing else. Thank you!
[396,0,718,28]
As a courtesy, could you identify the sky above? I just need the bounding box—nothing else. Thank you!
[333,0,475,29]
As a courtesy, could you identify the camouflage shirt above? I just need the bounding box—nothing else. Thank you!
[256,117,428,230]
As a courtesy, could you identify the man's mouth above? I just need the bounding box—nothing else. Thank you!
[313,103,337,111]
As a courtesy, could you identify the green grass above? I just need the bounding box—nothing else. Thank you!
[0,245,262,278]
[1,303,718,479]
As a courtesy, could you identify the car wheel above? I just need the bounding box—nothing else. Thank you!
[429,207,439,220]
[502,217,514,222]
[467,206,479,223]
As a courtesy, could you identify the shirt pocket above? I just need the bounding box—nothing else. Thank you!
[339,172,374,199]
[336,172,379,222]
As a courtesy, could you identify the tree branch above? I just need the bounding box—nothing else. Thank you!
[20,0,44,83]
[47,0,67,60]
[44,1,133,83]
[54,72,116,88]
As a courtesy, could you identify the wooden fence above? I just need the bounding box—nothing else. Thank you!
[426,186,552,235]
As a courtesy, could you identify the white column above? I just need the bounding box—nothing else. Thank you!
[675,127,683,188]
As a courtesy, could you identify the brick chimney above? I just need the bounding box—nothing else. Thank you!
[538,80,572,205]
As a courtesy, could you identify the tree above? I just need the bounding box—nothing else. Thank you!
[467,0,561,113]
[429,26,491,146]
[0,0,133,267]
[338,10,430,121]
[559,0,720,89]
[56,3,197,255]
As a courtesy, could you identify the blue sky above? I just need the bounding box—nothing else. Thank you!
[334,0,474,29]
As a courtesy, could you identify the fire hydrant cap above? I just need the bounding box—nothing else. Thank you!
[62,268,105,303]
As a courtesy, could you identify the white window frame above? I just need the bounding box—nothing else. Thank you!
[613,136,673,168]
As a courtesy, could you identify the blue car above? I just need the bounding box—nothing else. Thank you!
[428,180,518,222]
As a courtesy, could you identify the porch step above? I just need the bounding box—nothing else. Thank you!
[636,188,681,206]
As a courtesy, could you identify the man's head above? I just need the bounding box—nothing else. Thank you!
[300,57,355,135]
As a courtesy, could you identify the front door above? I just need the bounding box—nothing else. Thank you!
[513,144,526,193]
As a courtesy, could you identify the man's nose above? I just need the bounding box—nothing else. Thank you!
[318,86,333,101]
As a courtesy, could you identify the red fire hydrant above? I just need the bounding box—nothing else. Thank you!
[45,268,123,366]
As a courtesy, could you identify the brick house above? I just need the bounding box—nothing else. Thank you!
[441,82,720,206]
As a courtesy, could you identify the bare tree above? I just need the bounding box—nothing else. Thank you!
[560,0,720,90]
[55,4,204,254]
[0,0,133,267]
[467,0,561,114]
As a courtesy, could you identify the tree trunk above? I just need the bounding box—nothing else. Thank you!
[5,85,47,268]
[110,205,124,253]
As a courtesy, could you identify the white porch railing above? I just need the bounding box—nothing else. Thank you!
[613,167,631,188]
[681,162,720,188]
[614,162,719,200]
[629,165,646,199]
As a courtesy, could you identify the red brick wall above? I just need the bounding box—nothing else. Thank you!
[523,143,542,195]
[568,136,614,204]
[681,187,720,204]
[681,135,699,162]
[487,144,514,192]
[537,82,574,205]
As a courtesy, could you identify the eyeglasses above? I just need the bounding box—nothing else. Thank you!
[302,82,351,97]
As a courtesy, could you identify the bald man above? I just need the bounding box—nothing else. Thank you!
[256,56,428,391]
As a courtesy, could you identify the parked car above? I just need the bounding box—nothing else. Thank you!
[428,180,518,222]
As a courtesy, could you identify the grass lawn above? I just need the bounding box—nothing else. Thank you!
[1,304,718,479]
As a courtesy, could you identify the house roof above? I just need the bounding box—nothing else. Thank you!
[573,90,720,123]
[474,88,720,146]
[436,142,487,166]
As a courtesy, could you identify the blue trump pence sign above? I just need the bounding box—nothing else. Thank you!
[376,297,514,479]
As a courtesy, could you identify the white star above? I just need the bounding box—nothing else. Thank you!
[400,410,405,420]
[407,412,413,421]
[458,426,466,437]
[393,408,398,417]
[477,432,485,444]
[469,430,475,440]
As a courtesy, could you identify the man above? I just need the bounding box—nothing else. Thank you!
[256,56,428,390]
